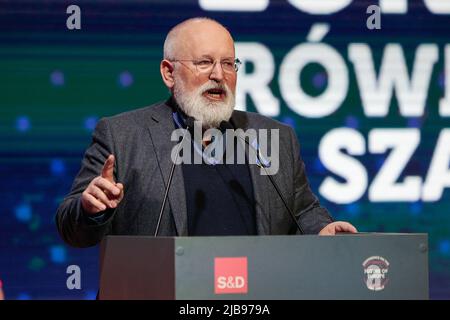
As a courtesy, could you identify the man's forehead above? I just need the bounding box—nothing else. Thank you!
[176,21,234,57]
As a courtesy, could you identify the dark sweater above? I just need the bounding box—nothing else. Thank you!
[182,137,257,236]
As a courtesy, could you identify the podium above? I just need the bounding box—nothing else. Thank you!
[98,233,428,300]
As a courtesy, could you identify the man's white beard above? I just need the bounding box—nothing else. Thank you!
[173,78,235,129]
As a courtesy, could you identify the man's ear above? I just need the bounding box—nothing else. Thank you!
[160,59,175,89]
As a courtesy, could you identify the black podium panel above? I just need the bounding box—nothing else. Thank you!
[99,233,428,300]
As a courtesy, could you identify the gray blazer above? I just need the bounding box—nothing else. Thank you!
[56,100,333,248]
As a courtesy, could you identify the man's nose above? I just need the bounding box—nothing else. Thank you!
[209,61,224,82]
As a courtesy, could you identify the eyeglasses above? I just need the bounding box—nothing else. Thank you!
[169,58,242,74]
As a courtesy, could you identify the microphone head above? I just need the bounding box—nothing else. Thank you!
[185,116,195,129]
[219,120,234,131]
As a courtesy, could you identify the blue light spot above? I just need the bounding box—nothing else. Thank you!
[50,70,65,86]
[49,245,66,264]
[84,116,98,131]
[409,201,422,216]
[407,117,422,128]
[51,158,65,175]
[439,240,450,256]
[281,116,296,129]
[375,156,385,170]
[118,71,133,87]
[84,290,97,300]
[438,71,445,90]
[15,203,32,222]
[345,115,359,129]
[345,203,360,217]
[312,71,327,89]
[16,116,30,132]
[313,157,326,174]
[17,293,31,300]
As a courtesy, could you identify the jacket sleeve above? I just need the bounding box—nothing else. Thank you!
[55,118,117,248]
[288,127,334,234]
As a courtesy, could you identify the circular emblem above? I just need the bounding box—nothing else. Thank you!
[362,256,389,291]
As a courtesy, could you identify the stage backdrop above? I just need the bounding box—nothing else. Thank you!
[0,0,449,299]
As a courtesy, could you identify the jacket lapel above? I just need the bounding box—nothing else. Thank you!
[143,103,272,236]
[231,112,272,235]
[248,157,272,235]
[145,101,188,236]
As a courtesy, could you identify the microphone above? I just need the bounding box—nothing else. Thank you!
[154,116,195,237]
[220,120,305,235]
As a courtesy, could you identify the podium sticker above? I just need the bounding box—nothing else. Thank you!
[363,256,390,291]
[214,257,248,294]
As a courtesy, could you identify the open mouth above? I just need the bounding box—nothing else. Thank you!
[203,88,226,100]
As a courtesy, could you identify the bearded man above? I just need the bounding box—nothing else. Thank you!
[56,17,356,248]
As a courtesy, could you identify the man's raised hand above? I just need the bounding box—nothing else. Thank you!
[81,154,124,215]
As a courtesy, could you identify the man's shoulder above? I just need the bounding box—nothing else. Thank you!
[232,109,294,132]
[99,101,169,127]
